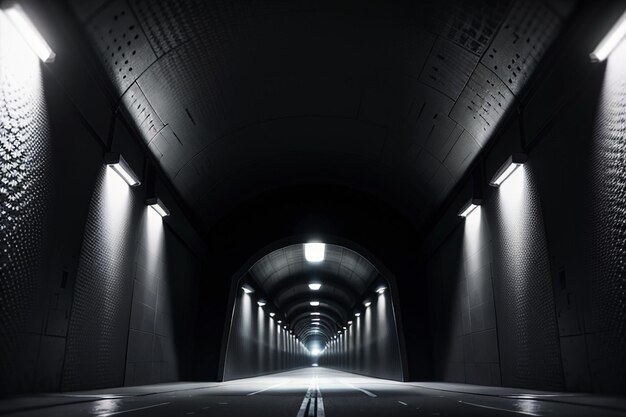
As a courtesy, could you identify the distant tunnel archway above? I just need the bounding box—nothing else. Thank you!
[222,241,405,381]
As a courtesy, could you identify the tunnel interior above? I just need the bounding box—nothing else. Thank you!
[2,0,626,415]
[223,243,403,381]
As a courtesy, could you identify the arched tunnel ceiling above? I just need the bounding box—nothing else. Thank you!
[70,0,574,230]
[247,244,380,343]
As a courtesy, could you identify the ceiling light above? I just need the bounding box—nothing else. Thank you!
[146,197,170,217]
[257,299,267,307]
[376,286,387,294]
[105,153,141,187]
[4,4,56,63]
[312,323,321,326]
[490,154,527,187]
[304,242,325,262]
[363,300,372,308]
[311,318,320,321]
[458,198,481,218]
[269,312,275,317]
[308,283,322,291]
[310,312,321,316]
[241,284,255,294]
[590,10,626,62]
[310,301,320,306]
[354,312,361,317]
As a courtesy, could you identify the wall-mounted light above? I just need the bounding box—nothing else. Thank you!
[257,299,267,307]
[347,321,353,325]
[458,198,482,218]
[284,325,287,329]
[354,312,361,317]
[3,4,56,63]
[310,312,321,316]
[308,283,322,290]
[363,300,372,308]
[490,153,527,187]
[146,197,170,217]
[590,10,626,62]
[277,320,282,324]
[304,242,325,262]
[269,312,275,317]
[337,330,342,334]
[310,301,320,306]
[241,284,255,294]
[105,153,141,187]
[376,286,387,294]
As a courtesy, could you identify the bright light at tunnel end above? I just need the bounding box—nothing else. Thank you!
[304,242,325,262]
[590,10,626,62]
[3,4,56,63]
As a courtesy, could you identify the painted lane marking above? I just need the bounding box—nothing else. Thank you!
[339,380,378,398]
[398,401,408,406]
[458,400,541,416]
[97,402,170,416]
[296,377,325,417]
[247,381,289,396]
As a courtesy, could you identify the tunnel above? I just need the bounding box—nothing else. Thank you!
[1,1,626,416]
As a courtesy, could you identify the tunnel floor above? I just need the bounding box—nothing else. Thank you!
[2,368,626,417]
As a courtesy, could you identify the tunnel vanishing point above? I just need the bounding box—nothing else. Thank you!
[2,1,626,416]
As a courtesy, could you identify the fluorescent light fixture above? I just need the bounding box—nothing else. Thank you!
[104,153,141,187]
[310,312,321,316]
[590,10,626,62]
[337,330,342,334]
[376,286,387,294]
[312,322,321,325]
[490,154,527,187]
[310,301,320,306]
[311,318,320,321]
[277,320,282,324]
[4,4,56,63]
[354,312,361,317]
[308,283,322,291]
[269,312,275,317]
[257,299,267,307]
[363,300,372,308]
[241,284,255,294]
[347,321,353,325]
[343,326,347,330]
[304,242,325,262]
[458,198,482,218]
[284,325,287,329]
[146,197,170,217]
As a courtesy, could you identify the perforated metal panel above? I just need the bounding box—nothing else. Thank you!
[586,56,626,391]
[488,166,563,390]
[0,21,52,392]
[85,0,157,95]
[62,168,142,390]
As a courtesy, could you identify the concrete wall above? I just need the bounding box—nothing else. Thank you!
[319,290,403,381]
[0,2,206,394]
[223,290,309,380]
[423,3,626,394]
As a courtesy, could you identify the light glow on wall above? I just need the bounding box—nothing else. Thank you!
[3,4,56,63]
[304,242,325,262]
[590,10,626,62]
